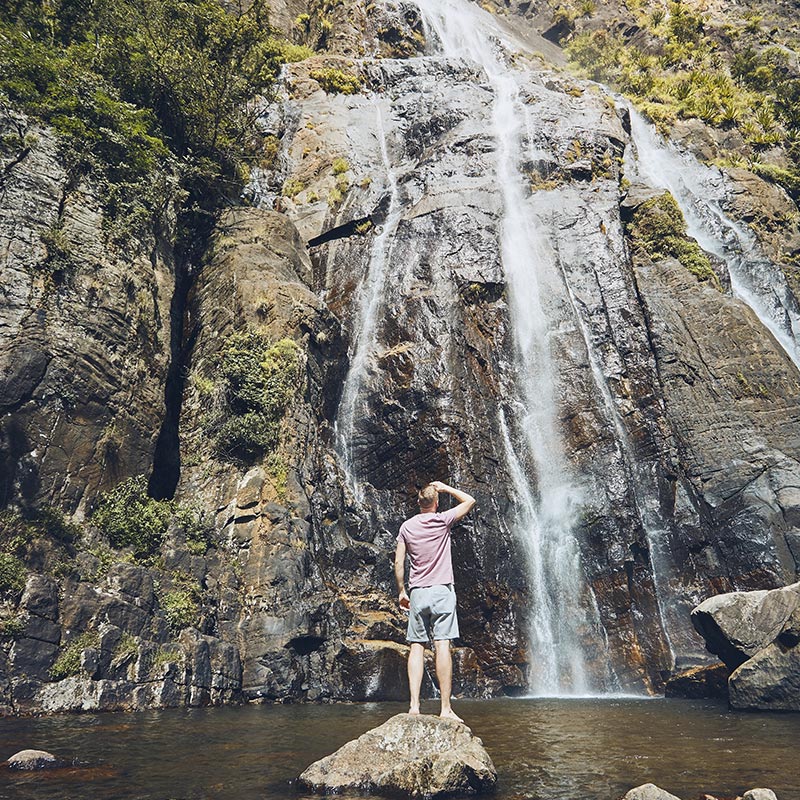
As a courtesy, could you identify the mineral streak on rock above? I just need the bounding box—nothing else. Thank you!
[663,663,729,700]
[297,713,497,797]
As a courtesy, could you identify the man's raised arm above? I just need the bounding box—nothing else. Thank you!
[395,538,410,609]
[431,481,475,521]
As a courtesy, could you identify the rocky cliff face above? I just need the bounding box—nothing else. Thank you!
[1,0,799,712]
[0,110,176,514]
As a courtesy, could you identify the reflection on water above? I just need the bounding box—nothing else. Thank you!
[0,698,798,800]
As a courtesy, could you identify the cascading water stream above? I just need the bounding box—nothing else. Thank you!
[413,0,613,695]
[625,106,800,368]
[334,100,404,499]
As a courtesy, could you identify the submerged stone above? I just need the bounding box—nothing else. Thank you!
[622,785,682,800]
[5,749,63,770]
[297,713,496,797]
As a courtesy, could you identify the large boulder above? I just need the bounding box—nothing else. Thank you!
[728,642,800,711]
[691,583,800,710]
[691,584,800,670]
[297,713,496,797]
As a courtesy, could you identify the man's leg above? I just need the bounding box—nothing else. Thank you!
[408,642,424,715]
[434,639,462,721]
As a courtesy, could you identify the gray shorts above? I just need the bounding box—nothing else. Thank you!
[406,584,459,643]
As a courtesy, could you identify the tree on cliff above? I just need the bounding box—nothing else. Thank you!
[0,0,295,256]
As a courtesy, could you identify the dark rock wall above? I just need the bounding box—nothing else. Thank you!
[0,110,175,514]
[1,0,799,711]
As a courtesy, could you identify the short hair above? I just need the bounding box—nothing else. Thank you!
[418,484,438,509]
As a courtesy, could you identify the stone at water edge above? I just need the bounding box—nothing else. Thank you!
[622,785,682,800]
[728,640,800,711]
[664,663,729,700]
[5,749,64,770]
[743,789,779,800]
[690,584,800,671]
[297,713,496,797]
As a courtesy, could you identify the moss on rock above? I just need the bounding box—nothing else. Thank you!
[627,192,722,289]
[210,332,304,463]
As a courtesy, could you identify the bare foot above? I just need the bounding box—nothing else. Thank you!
[439,709,463,723]
[408,706,421,716]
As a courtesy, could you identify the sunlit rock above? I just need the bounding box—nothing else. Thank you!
[622,784,682,800]
[297,713,496,797]
[4,749,63,770]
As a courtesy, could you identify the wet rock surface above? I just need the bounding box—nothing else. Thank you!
[1,0,799,712]
[297,713,497,797]
[4,749,63,770]
[664,663,729,700]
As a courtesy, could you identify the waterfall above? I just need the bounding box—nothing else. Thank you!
[625,106,800,369]
[334,100,404,499]
[413,0,613,695]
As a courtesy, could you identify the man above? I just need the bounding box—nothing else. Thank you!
[394,479,475,721]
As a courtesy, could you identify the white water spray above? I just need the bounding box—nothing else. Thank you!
[335,100,404,498]
[626,106,800,368]
[414,0,613,695]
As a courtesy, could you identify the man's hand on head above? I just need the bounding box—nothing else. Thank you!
[430,481,448,492]
[399,590,410,610]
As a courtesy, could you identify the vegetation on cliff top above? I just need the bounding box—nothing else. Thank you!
[561,0,800,202]
[0,0,307,254]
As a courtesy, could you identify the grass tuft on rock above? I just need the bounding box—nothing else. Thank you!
[50,631,100,681]
[309,67,362,95]
[627,192,722,289]
[0,553,26,594]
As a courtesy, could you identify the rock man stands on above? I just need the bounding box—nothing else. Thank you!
[394,480,476,721]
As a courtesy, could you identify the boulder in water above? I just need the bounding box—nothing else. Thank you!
[743,790,779,800]
[728,641,800,711]
[691,582,800,710]
[5,749,64,770]
[690,583,800,670]
[297,713,496,797]
[622,784,682,800]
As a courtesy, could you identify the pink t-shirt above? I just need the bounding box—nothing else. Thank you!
[397,508,459,588]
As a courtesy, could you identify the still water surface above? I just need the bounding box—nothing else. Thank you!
[0,698,798,800]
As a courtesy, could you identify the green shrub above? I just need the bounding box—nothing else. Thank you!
[50,631,100,681]
[92,476,172,557]
[282,178,305,198]
[161,589,199,631]
[92,476,208,558]
[270,39,314,63]
[332,157,349,174]
[211,332,304,462]
[309,67,362,94]
[0,553,26,594]
[627,193,721,289]
[0,615,25,639]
